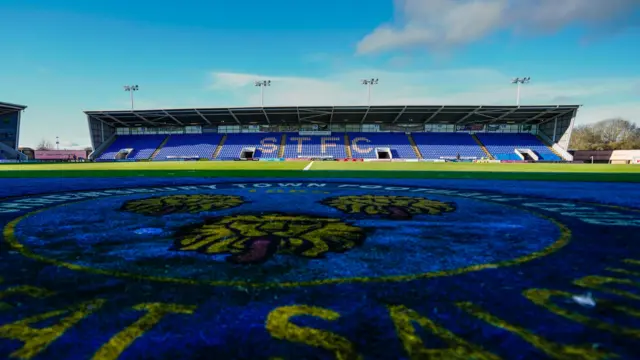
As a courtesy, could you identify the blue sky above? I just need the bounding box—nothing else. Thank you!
[0,0,639,149]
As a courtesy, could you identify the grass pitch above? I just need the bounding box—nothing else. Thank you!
[1,161,639,182]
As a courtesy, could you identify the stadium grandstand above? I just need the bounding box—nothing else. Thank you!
[85,105,579,162]
[0,101,27,161]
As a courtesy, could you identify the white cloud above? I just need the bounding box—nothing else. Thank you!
[55,140,89,150]
[357,0,639,54]
[208,69,640,124]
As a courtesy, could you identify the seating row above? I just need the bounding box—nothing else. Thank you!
[96,132,560,161]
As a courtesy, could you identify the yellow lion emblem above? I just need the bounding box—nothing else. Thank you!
[121,194,244,215]
[320,195,455,219]
[173,214,366,264]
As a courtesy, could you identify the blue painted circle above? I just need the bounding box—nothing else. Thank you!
[13,186,559,284]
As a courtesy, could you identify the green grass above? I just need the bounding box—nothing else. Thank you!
[1,161,639,182]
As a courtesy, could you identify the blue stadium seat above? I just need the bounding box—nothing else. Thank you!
[93,132,562,162]
[412,133,485,160]
[153,134,222,160]
[97,135,166,160]
[348,133,417,159]
[476,133,561,161]
[282,133,346,159]
[217,133,282,160]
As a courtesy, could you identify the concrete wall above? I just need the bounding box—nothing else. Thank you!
[572,150,640,163]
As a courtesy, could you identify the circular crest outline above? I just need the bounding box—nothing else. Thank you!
[1,181,580,288]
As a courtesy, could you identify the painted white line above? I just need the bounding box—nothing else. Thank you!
[303,161,314,171]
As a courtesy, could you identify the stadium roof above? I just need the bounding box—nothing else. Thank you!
[0,101,27,116]
[85,105,580,127]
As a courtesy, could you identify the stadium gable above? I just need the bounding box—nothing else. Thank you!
[85,105,579,127]
[0,101,27,116]
[0,101,26,158]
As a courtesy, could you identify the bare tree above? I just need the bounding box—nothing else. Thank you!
[592,118,636,144]
[36,139,53,150]
[570,118,640,150]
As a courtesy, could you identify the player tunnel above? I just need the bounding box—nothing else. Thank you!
[240,147,257,160]
[375,147,392,160]
[115,148,133,160]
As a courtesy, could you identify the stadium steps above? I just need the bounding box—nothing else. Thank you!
[537,135,564,160]
[91,135,116,160]
[278,134,286,158]
[407,133,423,159]
[344,134,352,158]
[213,134,227,159]
[471,134,495,160]
[150,136,171,160]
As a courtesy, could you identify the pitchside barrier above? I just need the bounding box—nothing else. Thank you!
[474,159,501,163]
[285,158,336,161]
[166,156,200,160]
[363,159,420,162]
[1,159,88,163]
[633,157,640,164]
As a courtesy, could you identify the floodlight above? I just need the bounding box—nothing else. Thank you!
[255,79,272,106]
[511,76,531,105]
[123,84,139,110]
[361,78,380,105]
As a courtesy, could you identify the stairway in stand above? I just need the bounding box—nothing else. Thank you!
[344,134,352,158]
[471,134,494,159]
[278,134,287,158]
[150,136,171,160]
[212,134,227,159]
[537,135,564,159]
[406,133,423,159]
